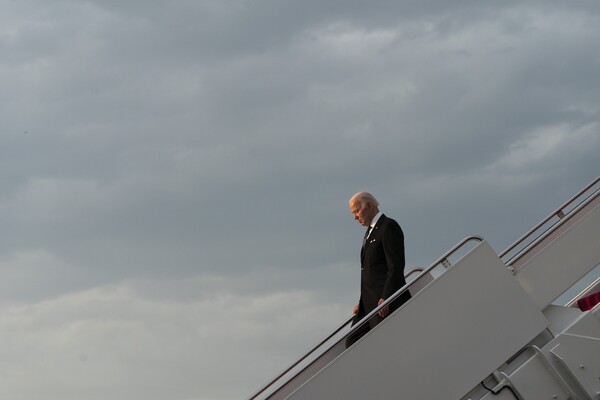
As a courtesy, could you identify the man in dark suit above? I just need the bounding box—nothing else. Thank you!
[346,192,411,348]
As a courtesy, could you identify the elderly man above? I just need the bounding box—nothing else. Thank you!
[346,192,411,348]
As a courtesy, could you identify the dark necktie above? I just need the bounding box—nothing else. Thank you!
[362,226,372,248]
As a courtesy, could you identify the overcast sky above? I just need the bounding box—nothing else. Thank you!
[0,1,599,399]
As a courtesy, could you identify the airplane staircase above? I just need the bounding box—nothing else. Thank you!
[249,176,600,400]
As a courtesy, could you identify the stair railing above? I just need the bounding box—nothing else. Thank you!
[499,176,600,269]
[564,274,600,308]
[248,235,484,400]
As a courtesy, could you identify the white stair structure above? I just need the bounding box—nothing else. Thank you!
[249,176,600,400]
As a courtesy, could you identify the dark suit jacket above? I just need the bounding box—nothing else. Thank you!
[356,214,411,329]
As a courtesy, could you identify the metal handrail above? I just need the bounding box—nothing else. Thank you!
[248,266,420,400]
[248,235,484,400]
[499,176,600,265]
[347,236,484,340]
[246,315,354,400]
[565,275,600,308]
[504,190,600,269]
[405,267,424,281]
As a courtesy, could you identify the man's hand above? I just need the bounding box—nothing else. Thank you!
[378,298,389,317]
[352,303,359,315]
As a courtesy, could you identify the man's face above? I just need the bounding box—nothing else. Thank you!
[350,200,374,227]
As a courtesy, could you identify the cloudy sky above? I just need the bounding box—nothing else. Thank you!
[0,1,599,399]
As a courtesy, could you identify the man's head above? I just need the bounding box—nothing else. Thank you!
[349,192,380,227]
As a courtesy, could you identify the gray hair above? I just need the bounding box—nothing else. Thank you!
[349,192,379,208]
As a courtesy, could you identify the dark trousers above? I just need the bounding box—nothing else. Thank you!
[344,292,411,348]
[345,314,383,348]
